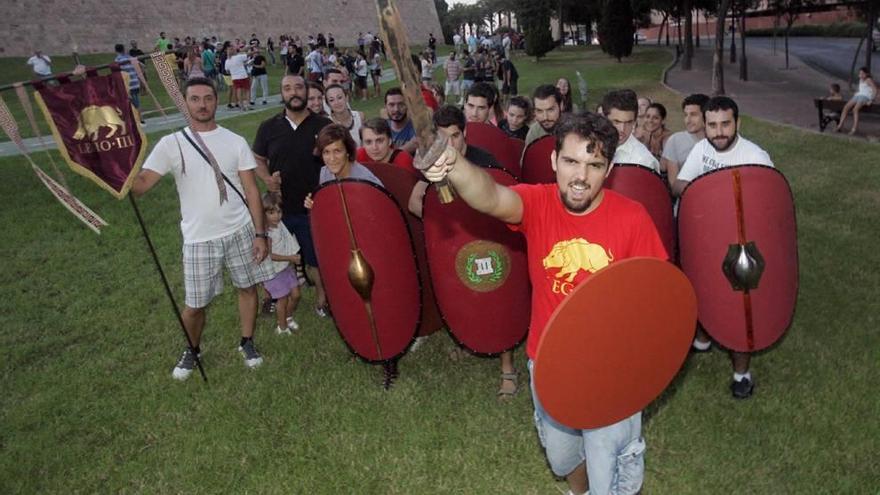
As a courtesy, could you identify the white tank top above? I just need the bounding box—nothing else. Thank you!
[858,79,875,100]
[333,110,363,146]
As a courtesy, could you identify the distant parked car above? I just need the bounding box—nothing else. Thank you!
[634,32,647,43]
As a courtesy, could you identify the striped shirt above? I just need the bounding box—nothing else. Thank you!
[115,54,140,91]
[445,59,461,81]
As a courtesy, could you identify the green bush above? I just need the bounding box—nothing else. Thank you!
[747,22,867,38]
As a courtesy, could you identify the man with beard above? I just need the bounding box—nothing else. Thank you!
[253,75,334,318]
[601,90,659,172]
[525,84,562,146]
[421,112,666,495]
[660,93,709,188]
[384,87,418,154]
[131,77,272,380]
[673,96,773,399]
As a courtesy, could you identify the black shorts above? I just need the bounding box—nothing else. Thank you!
[355,75,368,89]
[371,69,381,77]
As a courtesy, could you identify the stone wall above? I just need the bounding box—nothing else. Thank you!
[1,0,442,56]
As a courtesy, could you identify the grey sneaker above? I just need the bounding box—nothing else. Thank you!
[238,339,263,368]
[172,348,200,381]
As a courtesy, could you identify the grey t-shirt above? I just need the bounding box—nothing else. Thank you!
[319,162,383,186]
[661,131,702,166]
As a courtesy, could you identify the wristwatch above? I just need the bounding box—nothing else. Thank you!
[255,232,269,239]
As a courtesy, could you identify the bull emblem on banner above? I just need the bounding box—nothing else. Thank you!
[543,238,614,282]
[72,105,127,141]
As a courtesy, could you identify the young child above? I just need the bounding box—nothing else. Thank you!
[826,83,843,101]
[261,192,302,335]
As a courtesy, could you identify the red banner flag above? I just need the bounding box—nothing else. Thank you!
[33,68,146,199]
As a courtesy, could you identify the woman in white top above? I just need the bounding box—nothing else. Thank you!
[836,66,877,135]
[325,84,364,146]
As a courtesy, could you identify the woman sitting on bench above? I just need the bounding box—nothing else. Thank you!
[836,67,877,135]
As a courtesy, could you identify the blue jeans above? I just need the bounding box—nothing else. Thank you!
[528,360,645,495]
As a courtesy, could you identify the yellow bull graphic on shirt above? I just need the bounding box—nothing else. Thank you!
[543,238,614,283]
[72,105,127,141]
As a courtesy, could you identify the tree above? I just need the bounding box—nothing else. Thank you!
[713,0,732,95]
[683,0,694,70]
[773,0,815,70]
[515,0,555,61]
[598,0,635,62]
[434,0,455,44]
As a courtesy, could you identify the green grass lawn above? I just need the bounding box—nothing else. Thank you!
[1,46,878,493]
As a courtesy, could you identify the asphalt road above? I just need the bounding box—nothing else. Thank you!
[745,36,879,81]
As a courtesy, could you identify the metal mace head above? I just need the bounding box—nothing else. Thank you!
[722,241,765,292]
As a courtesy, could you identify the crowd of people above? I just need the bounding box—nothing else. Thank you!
[127,29,785,492]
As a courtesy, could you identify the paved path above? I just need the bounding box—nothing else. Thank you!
[666,42,880,140]
[0,57,447,158]
[746,37,879,82]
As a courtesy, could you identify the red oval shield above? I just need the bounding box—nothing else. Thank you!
[311,180,421,361]
[520,135,556,184]
[604,164,676,258]
[466,121,523,178]
[678,165,798,352]
[422,168,530,354]
[534,258,697,429]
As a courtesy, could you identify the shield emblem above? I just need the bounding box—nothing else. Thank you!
[604,164,676,258]
[466,121,523,178]
[422,168,530,354]
[361,162,443,337]
[678,165,798,352]
[520,135,556,184]
[311,180,421,362]
[534,258,697,429]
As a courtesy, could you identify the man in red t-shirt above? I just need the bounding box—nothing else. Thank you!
[356,117,416,175]
[422,112,667,495]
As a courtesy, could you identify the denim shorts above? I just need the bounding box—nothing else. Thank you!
[528,360,645,495]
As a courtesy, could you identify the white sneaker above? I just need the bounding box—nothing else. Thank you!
[286,317,300,330]
[275,325,292,336]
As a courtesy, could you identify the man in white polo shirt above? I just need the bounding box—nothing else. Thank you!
[673,95,774,399]
[602,90,660,172]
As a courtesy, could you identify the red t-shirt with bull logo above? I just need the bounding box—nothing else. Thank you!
[508,184,668,360]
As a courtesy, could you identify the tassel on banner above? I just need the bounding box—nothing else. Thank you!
[129,56,169,123]
[0,94,108,233]
[13,82,70,191]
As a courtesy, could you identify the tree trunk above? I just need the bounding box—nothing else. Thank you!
[739,10,748,81]
[713,0,732,95]
[677,15,683,47]
[784,26,791,69]
[850,37,865,89]
[683,0,693,70]
[657,14,667,45]
[666,16,671,46]
[695,9,701,48]
[729,3,737,64]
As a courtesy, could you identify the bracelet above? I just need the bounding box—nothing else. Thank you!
[255,232,269,239]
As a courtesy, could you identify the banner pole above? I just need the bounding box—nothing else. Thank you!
[128,194,208,382]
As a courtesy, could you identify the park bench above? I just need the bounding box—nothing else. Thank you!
[814,98,880,132]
